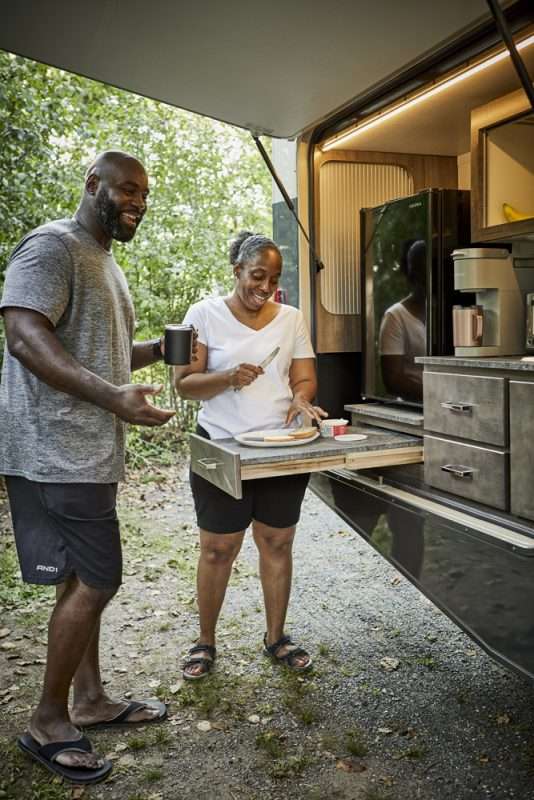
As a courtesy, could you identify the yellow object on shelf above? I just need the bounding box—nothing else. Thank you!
[502,202,534,223]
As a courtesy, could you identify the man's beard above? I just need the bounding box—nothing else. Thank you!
[95,190,136,242]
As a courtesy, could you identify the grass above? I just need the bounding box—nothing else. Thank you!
[364,790,392,800]
[255,729,312,778]
[320,729,368,759]
[414,654,436,670]
[173,672,264,721]
[256,730,285,759]
[152,727,172,746]
[396,745,426,760]
[143,767,163,783]
[268,753,312,779]
[128,735,148,751]
[0,540,52,608]
[345,728,369,757]
[278,671,318,725]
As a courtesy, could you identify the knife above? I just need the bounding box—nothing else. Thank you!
[234,346,280,392]
[259,346,280,370]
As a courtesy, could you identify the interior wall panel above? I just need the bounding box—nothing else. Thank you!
[319,162,414,315]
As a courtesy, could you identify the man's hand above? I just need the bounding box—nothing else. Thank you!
[112,384,176,426]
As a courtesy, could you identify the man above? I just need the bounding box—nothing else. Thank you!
[0,151,175,784]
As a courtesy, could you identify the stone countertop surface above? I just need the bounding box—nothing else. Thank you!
[415,356,534,371]
[345,403,423,426]
[196,426,421,466]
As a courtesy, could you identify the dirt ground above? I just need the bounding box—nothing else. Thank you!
[2,462,534,800]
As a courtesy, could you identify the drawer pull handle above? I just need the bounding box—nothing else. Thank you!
[440,402,473,414]
[440,463,474,479]
[197,457,223,471]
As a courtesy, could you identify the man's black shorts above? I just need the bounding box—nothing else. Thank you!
[190,427,310,534]
[5,477,122,589]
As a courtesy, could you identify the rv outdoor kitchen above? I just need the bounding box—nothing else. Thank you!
[268,5,534,683]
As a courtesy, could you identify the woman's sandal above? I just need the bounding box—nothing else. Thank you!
[263,633,313,672]
[182,643,216,681]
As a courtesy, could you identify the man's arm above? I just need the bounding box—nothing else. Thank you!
[3,308,174,426]
[131,338,163,371]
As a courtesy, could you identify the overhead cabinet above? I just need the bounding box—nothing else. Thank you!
[471,88,534,242]
[190,430,423,499]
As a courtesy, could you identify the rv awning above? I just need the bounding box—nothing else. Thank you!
[1,0,491,138]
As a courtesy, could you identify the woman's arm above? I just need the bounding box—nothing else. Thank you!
[286,358,328,425]
[173,343,263,400]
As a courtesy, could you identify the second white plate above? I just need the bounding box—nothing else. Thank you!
[235,429,320,448]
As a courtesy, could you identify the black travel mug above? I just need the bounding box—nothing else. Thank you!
[164,324,193,365]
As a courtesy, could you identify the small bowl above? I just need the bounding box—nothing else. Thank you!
[319,418,349,438]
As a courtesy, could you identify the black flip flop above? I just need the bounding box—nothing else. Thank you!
[18,732,112,785]
[82,699,167,730]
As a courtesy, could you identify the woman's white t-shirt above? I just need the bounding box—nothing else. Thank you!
[183,297,315,440]
[378,301,426,383]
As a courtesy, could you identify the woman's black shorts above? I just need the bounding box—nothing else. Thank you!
[190,427,310,534]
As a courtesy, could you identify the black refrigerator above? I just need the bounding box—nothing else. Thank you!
[360,188,471,407]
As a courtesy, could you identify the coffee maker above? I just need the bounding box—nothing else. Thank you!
[452,248,534,357]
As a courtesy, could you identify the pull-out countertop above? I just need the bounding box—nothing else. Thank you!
[416,356,534,372]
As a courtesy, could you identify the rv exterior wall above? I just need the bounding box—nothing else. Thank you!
[271,139,300,310]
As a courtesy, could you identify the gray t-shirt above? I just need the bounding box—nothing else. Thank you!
[0,218,135,483]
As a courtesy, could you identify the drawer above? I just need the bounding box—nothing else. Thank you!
[510,381,534,521]
[424,435,508,510]
[424,371,507,446]
[190,429,423,499]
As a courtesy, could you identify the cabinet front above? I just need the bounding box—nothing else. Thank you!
[424,371,507,446]
[424,434,508,510]
[510,381,534,522]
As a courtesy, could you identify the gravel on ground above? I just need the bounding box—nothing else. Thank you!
[1,462,534,800]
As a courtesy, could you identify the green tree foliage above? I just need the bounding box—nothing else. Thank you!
[0,51,272,446]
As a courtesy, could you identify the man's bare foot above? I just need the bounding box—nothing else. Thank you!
[71,696,163,727]
[28,719,103,770]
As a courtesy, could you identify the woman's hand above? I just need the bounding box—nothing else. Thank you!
[229,363,264,391]
[286,393,328,426]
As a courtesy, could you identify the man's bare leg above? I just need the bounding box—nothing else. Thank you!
[70,618,162,725]
[28,576,116,769]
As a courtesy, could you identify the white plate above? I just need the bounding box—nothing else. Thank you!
[235,428,320,448]
[334,433,367,442]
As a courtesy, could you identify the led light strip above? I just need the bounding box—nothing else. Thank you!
[321,34,534,151]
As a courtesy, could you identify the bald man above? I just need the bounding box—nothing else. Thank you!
[0,151,174,784]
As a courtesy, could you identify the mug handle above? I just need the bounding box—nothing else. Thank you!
[473,312,483,340]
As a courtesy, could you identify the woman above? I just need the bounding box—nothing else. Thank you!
[174,231,327,680]
[379,239,426,402]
